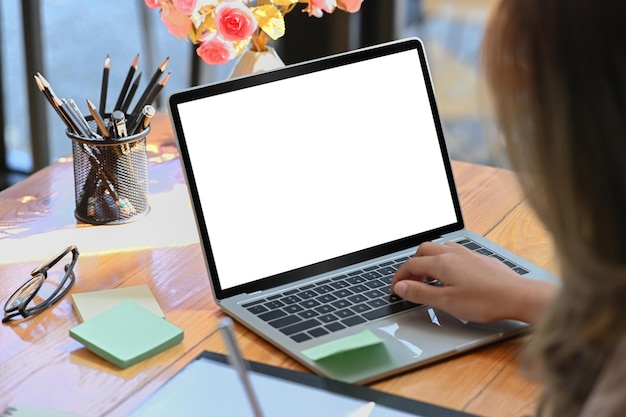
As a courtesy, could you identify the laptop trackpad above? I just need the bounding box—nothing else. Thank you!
[308,306,527,383]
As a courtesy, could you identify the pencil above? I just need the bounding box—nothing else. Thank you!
[34,74,52,103]
[145,71,170,107]
[86,98,110,138]
[34,74,73,131]
[130,56,169,117]
[113,54,139,111]
[129,72,169,134]
[120,72,142,113]
[55,97,87,137]
[34,74,52,106]
[37,72,68,119]
[36,72,60,100]
[38,73,81,134]
[99,54,111,115]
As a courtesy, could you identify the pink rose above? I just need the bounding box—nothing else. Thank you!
[196,32,236,65]
[161,5,192,39]
[311,0,336,13]
[215,0,258,42]
[337,0,363,13]
[144,0,163,9]
[172,0,196,14]
[303,0,337,17]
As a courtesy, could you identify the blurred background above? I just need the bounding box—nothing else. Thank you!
[0,0,502,190]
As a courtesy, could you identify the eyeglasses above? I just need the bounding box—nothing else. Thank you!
[2,245,79,323]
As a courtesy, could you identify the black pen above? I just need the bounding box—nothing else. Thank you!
[99,54,110,115]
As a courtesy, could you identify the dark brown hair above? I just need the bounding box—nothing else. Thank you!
[482,1,626,415]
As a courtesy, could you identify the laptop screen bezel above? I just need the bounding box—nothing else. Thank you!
[168,37,464,301]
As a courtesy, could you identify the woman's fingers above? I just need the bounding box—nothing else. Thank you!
[390,241,527,322]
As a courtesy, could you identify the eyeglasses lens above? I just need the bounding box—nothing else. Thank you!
[5,274,45,312]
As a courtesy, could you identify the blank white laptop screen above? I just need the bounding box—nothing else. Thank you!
[175,49,457,290]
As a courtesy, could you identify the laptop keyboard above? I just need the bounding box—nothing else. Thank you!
[243,238,530,343]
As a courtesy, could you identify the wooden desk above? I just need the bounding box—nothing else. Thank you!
[0,121,556,417]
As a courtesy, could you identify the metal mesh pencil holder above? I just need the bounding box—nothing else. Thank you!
[67,118,150,225]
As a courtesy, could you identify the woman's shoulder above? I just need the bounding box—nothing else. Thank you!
[580,335,626,417]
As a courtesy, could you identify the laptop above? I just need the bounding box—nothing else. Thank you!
[168,37,560,385]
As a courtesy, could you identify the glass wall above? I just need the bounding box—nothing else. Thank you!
[398,0,502,166]
[1,0,220,173]
[0,0,502,187]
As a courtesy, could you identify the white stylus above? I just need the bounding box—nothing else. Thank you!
[219,317,265,417]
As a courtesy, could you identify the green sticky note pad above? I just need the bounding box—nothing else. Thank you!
[301,329,384,361]
[71,284,165,322]
[69,300,184,368]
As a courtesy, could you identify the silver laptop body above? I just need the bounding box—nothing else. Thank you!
[168,37,560,384]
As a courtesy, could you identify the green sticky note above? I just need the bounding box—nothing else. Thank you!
[69,300,184,368]
[71,284,165,322]
[301,329,384,361]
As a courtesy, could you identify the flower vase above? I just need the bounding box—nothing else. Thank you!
[228,46,285,79]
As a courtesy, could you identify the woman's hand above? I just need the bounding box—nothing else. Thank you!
[391,241,558,325]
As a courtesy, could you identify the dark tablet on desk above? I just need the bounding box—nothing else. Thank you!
[129,350,477,417]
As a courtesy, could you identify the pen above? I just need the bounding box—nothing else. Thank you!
[99,54,110,115]
[60,98,92,138]
[67,98,100,139]
[138,105,156,133]
[219,318,265,417]
[111,110,127,138]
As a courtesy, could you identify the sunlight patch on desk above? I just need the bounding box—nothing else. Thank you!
[0,226,31,238]
[17,195,37,203]
[147,145,178,163]
[0,184,200,264]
